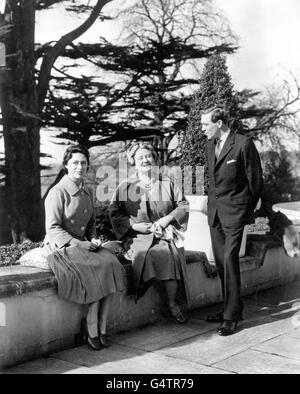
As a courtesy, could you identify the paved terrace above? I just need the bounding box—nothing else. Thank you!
[2,278,300,374]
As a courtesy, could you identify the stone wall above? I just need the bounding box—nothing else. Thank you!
[0,246,300,369]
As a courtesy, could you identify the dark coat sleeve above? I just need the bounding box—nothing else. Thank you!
[169,180,190,231]
[241,139,264,207]
[109,184,135,240]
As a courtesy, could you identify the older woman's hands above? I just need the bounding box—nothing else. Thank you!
[91,237,102,248]
[156,215,173,230]
[132,222,152,234]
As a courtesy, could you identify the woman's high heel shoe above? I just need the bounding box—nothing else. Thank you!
[99,333,110,348]
[87,335,102,351]
[81,319,102,351]
[171,311,187,324]
[168,303,187,324]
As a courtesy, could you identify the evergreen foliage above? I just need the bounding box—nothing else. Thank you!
[262,150,300,206]
[180,54,243,193]
[43,29,237,157]
[0,241,43,267]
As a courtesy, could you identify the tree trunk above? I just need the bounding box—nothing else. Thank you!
[0,1,43,243]
[0,0,111,243]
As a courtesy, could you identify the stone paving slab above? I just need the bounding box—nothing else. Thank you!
[110,319,215,352]
[1,357,95,374]
[52,344,232,374]
[252,334,300,361]
[289,327,300,339]
[156,316,297,366]
[213,349,300,374]
[3,280,300,374]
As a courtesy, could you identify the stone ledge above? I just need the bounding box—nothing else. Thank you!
[0,237,280,299]
[0,251,210,299]
[0,267,57,298]
[1,242,299,370]
[244,234,281,267]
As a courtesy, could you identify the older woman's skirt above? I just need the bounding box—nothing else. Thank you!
[45,245,125,305]
[139,238,188,304]
[142,238,182,282]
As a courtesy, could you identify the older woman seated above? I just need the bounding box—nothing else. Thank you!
[109,141,190,323]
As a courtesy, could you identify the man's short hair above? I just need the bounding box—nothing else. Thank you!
[202,106,230,126]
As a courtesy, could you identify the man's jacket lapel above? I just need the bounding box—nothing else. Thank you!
[215,131,235,169]
[208,139,216,171]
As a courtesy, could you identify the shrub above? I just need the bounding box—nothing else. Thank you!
[180,54,243,194]
[262,149,300,206]
[95,201,116,242]
[0,241,43,267]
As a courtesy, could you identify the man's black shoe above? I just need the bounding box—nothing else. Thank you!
[217,320,238,336]
[206,311,224,324]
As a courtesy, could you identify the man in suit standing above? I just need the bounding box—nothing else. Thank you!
[201,107,263,336]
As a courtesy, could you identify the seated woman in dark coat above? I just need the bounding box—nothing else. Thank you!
[44,144,125,351]
[109,141,190,323]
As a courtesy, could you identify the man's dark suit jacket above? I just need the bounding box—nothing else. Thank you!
[207,131,263,227]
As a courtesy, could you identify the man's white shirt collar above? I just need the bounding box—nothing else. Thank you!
[218,130,230,150]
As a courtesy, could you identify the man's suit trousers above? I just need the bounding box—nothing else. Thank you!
[210,216,244,321]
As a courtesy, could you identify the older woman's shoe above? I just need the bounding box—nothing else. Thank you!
[168,303,187,324]
[169,303,187,324]
[171,311,187,324]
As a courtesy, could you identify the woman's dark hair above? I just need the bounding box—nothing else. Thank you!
[62,144,90,173]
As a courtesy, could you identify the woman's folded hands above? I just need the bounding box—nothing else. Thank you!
[70,238,102,252]
[132,215,174,235]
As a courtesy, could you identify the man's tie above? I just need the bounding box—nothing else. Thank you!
[215,138,222,160]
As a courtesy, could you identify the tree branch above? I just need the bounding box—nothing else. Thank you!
[35,0,64,10]
[37,0,112,113]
